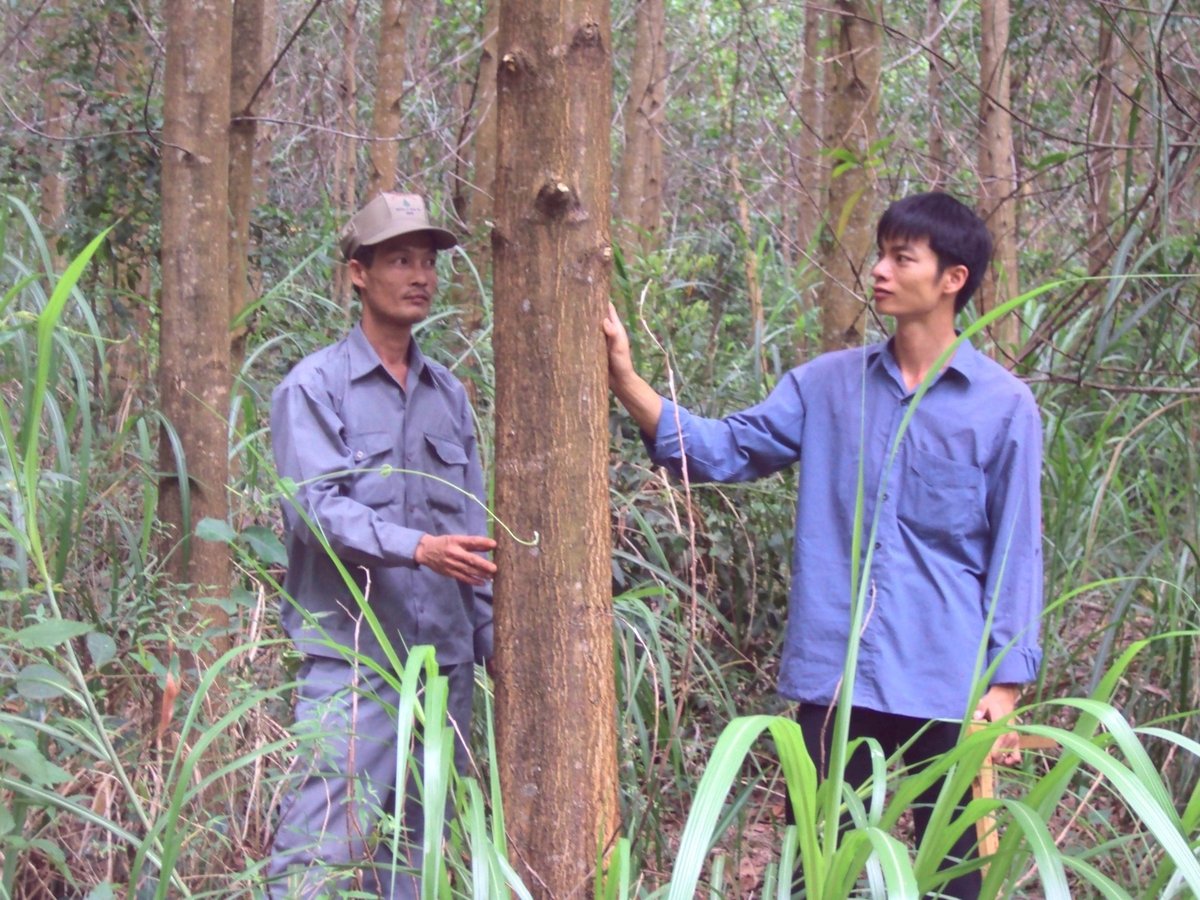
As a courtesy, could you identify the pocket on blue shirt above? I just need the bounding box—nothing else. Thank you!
[897,447,986,548]
[424,433,469,515]
[345,430,395,508]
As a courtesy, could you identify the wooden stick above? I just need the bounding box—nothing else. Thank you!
[972,733,1059,863]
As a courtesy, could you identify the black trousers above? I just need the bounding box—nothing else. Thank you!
[789,704,982,899]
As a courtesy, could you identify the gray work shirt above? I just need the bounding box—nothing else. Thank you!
[270,323,492,665]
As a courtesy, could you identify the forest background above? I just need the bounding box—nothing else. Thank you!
[1,0,1199,897]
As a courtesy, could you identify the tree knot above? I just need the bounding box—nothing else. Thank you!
[571,21,603,51]
[535,180,578,218]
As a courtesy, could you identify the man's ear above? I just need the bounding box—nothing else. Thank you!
[942,263,968,296]
[348,258,367,290]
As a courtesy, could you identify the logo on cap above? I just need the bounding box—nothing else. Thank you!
[339,192,458,261]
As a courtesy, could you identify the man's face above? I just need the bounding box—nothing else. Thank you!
[350,233,439,330]
[871,236,965,324]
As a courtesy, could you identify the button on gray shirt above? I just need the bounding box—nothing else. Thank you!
[271,323,492,665]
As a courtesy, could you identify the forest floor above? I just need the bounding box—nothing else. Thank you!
[671,592,1158,898]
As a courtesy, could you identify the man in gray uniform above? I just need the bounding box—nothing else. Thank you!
[267,192,497,897]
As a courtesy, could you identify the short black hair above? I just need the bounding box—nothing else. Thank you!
[347,244,376,298]
[876,192,993,314]
[351,243,376,269]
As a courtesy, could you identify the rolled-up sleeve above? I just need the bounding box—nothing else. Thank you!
[271,380,424,568]
[982,392,1044,684]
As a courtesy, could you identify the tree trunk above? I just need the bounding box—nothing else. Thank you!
[450,0,500,405]
[333,0,360,313]
[926,0,946,188]
[730,153,765,373]
[158,0,233,645]
[454,0,500,235]
[978,0,1020,354]
[368,0,406,196]
[794,1,823,259]
[615,0,667,252]
[492,0,620,893]
[229,0,274,369]
[817,0,880,353]
[1087,16,1118,276]
[405,0,436,173]
[788,2,824,360]
[36,0,67,273]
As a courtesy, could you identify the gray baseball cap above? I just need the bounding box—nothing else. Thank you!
[338,192,458,261]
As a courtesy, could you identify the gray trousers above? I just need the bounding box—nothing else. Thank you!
[266,656,474,899]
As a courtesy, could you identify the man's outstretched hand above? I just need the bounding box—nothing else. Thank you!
[415,534,497,586]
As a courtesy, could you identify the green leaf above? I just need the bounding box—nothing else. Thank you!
[16,663,71,701]
[863,827,918,898]
[85,885,117,900]
[240,525,287,565]
[195,517,236,543]
[0,802,14,833]
[1033,151,1069,171]
[86,631,117,668]
[14,618,92,650]
[0,739,71,785]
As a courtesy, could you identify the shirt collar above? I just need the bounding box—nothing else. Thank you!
[347,322,428,383]
[867,335,982,386]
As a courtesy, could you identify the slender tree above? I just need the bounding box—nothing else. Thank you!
[36,0,66,272]
[1087,13,1118,275]
[229,0,275,367]
[454,0,500,235]
[978,0,1020,353]
[926,0,946,188]
[787,2,824,359]
[158,0,234,644]
[491,0,620,893]
[794,1,824,259]
[367,0,406,195]
[615,0,667,252]
[450,0,500,359]
[332,0,360,312]
[817,0,880,352]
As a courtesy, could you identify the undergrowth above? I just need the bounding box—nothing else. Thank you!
[1,199,1198,897]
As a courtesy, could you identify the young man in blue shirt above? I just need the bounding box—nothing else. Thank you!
[268,193,497,897]
[604,192,1043,896]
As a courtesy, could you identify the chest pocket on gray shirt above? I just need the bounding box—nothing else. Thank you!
[898,447,986,547]
[424,433,468,515]
[346,430,395,508]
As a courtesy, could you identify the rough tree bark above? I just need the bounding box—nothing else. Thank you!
[449,0,500,405]
[333,0,360,313]
[1087,15,1118,275]
[787,2,824,359]
[405,0,435,173]
[794,1,824,259]
[36,0,66,272]
[158,0,233,643]
[615,0,667,252]
[817,0,880,352]
[367,0,406,196]
[229,0,275,368]
[927,0,946,188]
[978,0,1020,354]
[454,0,500,234]
[491,0,620,893]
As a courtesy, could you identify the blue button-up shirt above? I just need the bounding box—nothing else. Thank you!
[648,339,1043,720]
[270,324,492,665]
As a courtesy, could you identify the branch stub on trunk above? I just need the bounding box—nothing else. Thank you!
[535,180,578,218]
